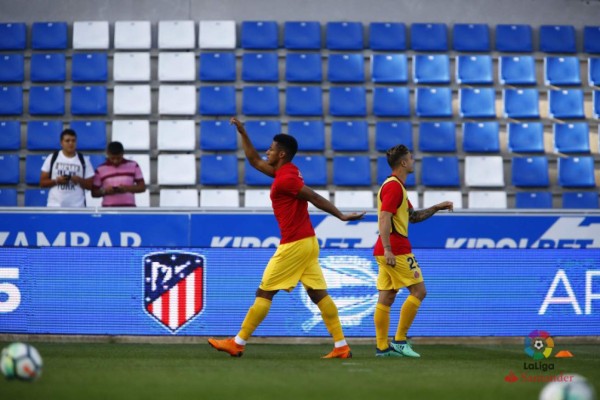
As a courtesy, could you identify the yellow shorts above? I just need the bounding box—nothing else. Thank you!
[375,253,424,291]
[259,236,327,292]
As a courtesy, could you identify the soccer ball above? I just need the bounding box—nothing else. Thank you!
[539,374,596,400]
[0,342,43,381]
[534,339,545,350]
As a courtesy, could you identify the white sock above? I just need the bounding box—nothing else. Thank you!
[334,339,347,348]
[234,336,247,345]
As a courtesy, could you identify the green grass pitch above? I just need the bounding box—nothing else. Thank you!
[1,343,598,400]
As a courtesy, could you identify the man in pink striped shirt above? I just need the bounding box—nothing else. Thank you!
[92,141,146,207]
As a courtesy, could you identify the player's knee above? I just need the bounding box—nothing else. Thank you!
[415,287,427,301]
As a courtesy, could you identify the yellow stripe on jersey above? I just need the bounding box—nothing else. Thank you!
[377,176,409,237]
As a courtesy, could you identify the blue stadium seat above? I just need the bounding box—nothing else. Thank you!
[375,121,413,151]
[0,86,23,115]
[548,89,584,119]
[294,155,327,186]
[199,86,236,116]
[326,22,363,50]
[418,122,456,152]
[331,121,368,151]
[327,54,365,83]
[329,86,366,117]
[286,86,323,116]
[377,156,416,186]
[27,121,62,150]
[24,189,49,207]
[333,156,371,186]
[71,86,107,115]
[373,87,410,117]
[453,23,490,52]
[241,21,278,49]
[562,192,599,209]
[245,158,274,186]
[30,53,66,82]
[0,54,24,82]
[415,87,452,117]
[89,155,106,170]
[284,21,321,50]
[421,156,460,187]
[369,22,406,51]
[242,86,279,116]
[595,91,600,119]
[285,53,322,82]
[371,54,408,83]
[29,86,65,115]
[200,121,237,151]
[242,52,278,82]
[0,121,20,150]
[544,56,581,86]
[245,120,281,151]
[540,25,576,54]
[495,25,533,53]
[31,22,68,50]
[507,122,545,153]
[456,55,493,85]
[0,154,19,184]
[515,192,553,209]
[0,188,17,206]
[462,122,500,153]
[512,156,550,187]
[411,23,447,51]
[25,154,49,184]
[72,53,108,82]
[459,88,496,118]
[287,121,325,151]
[413,54,450,84]
[499,56,536,85]
[589,58,600,87]
[558,157,596,187]
[0,23,26,50]
[200,154,238,185]
[584,26,600,54]
[199,53,236,82]
[554,123,590,153]
[503,89,539,119]
[70,120,107,151]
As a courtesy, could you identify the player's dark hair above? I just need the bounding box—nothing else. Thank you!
[107,141,125,155]
[273,134,298,161]
[61,129,77,140]
[386,144,411,168]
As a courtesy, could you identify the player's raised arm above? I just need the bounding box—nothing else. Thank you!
[297,186,366,221]
[230,117,275,177]
[409,201,453,223]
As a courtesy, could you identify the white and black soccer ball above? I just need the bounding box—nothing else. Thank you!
[539,374,596,400]
[0,342,43,381]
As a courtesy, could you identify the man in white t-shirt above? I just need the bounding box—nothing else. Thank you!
[39,129,94,207]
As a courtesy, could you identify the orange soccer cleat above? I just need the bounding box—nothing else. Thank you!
[207,337,245,357]
[322,344,352,359]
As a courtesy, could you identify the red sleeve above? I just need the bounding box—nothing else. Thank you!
[380,181,403,213]
[278,173,304,196]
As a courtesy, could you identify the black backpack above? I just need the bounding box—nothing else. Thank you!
[49,150,86,179]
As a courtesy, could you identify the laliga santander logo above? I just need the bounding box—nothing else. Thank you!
[300,255,379,332]
[524,330,554,360]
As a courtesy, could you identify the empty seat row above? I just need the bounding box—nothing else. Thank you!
[2,188,596,209]
[3,119,597,154]
[1,21,600,53]
[3,53,600,87]
[1,85,597,118]
[1,153,596,189]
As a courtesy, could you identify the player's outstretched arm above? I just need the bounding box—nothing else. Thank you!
[230,117,275,177]
[409,201,453,223]
[297,186,366,221]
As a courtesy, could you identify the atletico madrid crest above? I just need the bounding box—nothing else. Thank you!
[144,252,205,333]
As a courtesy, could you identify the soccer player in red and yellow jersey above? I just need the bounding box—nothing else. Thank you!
[374,145,453,357]
[208,118,365,359]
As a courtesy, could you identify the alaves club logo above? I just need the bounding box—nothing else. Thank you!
[144,252,205,333]
[300,255,378,332]
[524,329,554,360]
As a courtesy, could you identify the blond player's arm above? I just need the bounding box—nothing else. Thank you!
[230,117,275,178]
[297,186,365,221]
[408,201,453,223]
[379,211,396,266]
